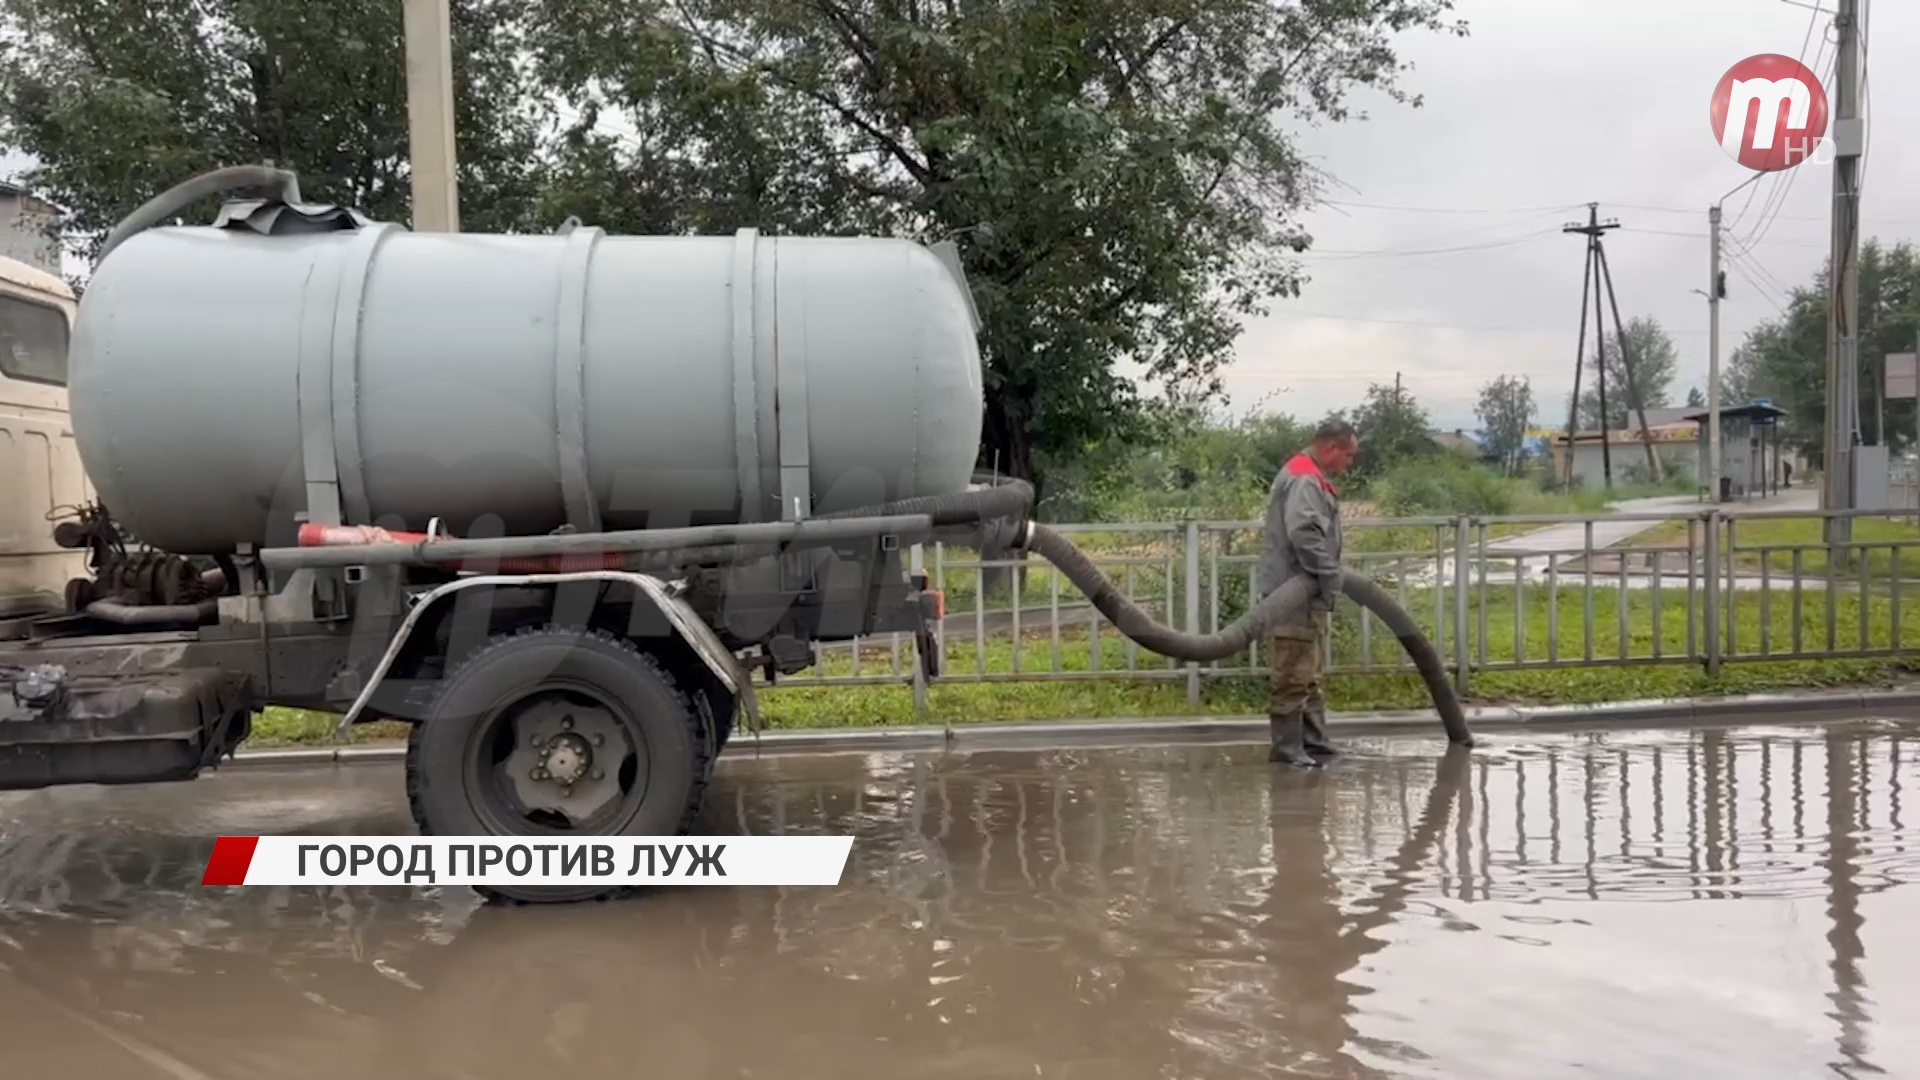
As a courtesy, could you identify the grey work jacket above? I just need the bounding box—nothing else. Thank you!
[1257,451,1344,613]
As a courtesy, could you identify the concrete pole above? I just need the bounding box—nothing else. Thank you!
[1707,205,1722,503]
[403,0,460,232]
[1823,0,1862,548]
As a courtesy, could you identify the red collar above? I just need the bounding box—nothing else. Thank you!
[1285,451,1337,495]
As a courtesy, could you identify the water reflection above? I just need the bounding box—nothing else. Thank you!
[0,721,1913,1079]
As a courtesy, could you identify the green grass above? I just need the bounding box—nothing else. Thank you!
[1636,514,1920,577]
[247,578,1920,747]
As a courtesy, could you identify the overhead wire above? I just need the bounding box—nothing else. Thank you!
[1741,24,1839,250]
[1725,253,1792,318]
[1729,1,1830,241]
[1295,227,1564,260]
[1319,199,1586,216]
[1264,309,1706,337]
[1725,238,1796,299]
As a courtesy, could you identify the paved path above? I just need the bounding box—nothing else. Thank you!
[1488,494,1699,556]
[1491,486,1822,558]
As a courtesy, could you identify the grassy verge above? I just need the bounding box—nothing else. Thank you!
[247,578,1920,747]
[1634,514,1920,576]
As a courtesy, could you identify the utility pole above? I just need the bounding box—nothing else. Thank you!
[1596,241,1663,483]
[1564,204,1662,488]
[403,0,460,232]
[1706,204,1726,503]
[1702,171,1762,505]
[1824,0,1864,550]
[1564,227,1593,489]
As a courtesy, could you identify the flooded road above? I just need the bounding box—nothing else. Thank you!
[1,721,1917,1079]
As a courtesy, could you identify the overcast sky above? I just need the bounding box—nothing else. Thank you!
[5,0,1911,436]
[1237,0,1919,431]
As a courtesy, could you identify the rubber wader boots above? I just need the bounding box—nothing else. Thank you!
[1267,613,1338,767]
[1268,705,1339,767]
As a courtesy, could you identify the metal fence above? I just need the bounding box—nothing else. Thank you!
[775,506,1920,710]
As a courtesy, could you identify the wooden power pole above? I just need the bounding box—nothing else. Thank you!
[1563,204,1662,488]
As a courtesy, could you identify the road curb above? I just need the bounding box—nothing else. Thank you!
[222,687,1920,769]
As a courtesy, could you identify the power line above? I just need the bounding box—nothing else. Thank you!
[1739,45,1840,250]
[1723,236,1797,298]
[1725,254,1792,318]
[1296,226,1563,259]
[1266,308,1708,336]
[1319,198,1920,230]
[1319,199,1585,215]
[1235,368,1570,383]
[1727,5,1829,241]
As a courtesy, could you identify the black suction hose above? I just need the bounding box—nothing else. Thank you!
[97,164,304,265]
[817,475,1471,747]
[1020,521,1471,746]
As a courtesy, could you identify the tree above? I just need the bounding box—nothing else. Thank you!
[1726,240,1920,456]
[1576,316,1678,430]
[1344,380,1435,481]
[1475,374,1534,476]
[1685,386,1705,408]
[0,0,548,260]
[525,0,1468,497]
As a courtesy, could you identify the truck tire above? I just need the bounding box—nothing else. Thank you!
[405,624,713,904]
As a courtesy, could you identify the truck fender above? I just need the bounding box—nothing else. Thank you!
[333,571,757,737]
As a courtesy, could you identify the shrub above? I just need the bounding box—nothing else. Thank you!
[1371,458,1522,516]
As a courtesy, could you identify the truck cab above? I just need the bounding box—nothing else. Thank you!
[0,255,90,623]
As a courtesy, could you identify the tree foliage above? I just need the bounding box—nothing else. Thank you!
[0,0,548,259]
[1341,380,1435,482]
[1725,240,1920,456]
[2,0,1467,494]
[1575,315,1677,430]
[1475,373,1534,476]
[525,0,1466,493]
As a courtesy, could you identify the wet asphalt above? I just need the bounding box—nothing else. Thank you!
[1,719,1917,1079]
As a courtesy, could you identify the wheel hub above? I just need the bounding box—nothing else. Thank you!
[502,699,628,826]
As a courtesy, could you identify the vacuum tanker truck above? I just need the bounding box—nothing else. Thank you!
[0,167,1470,905]
[0,168,1030,904]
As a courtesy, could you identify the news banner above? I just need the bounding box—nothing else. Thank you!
[198,835,854,887]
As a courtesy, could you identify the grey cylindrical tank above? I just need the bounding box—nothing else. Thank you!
[71,222,985,554]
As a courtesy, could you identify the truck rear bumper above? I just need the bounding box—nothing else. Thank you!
[0,667,250,790]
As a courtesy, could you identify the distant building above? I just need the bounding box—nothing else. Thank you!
[1430,428,1482,455]
[1549,421,1699,489]
[0,180,61,275]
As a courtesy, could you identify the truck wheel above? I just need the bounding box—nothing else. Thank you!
[405,625,712,904]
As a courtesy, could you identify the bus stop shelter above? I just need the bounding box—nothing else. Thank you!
[1684,402,1788,502]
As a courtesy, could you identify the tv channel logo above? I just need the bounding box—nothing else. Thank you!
[1709,54,1829,172]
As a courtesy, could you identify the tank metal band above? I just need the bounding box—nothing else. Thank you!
[296,225,348,528]
[772,239,812,521]
[328,224,388,527]
[731,228,764,524]
[555,226,604,533]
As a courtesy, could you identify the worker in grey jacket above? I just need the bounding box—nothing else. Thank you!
[1257,419,1359,767]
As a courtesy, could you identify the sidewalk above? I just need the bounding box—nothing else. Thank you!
[1487,494,1699,557]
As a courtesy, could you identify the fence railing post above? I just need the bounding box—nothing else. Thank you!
[1703,509,1722,677]
[911,542,929,723]
[1185,520,1202,705]
[1453,515,1472,696]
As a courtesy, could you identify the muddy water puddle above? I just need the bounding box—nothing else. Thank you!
[1,721,1918,1079]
